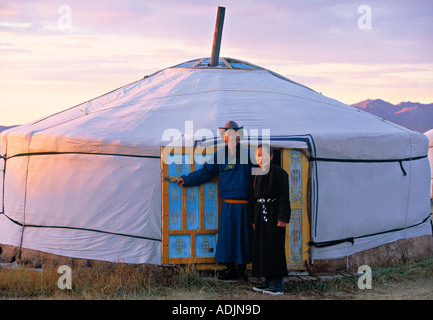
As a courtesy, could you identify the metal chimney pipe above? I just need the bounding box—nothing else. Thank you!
[210,6,226,67]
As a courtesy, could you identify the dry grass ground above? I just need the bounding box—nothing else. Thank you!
[0,255,432,300]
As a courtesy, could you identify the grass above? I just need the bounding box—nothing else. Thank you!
[0,256,432,299]
[284,255,433,299]
[0,262,244,299]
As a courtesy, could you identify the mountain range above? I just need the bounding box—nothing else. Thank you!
[1,99,432,133]
[351,99,433,133]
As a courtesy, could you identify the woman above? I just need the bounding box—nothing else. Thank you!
[250,144,291,295]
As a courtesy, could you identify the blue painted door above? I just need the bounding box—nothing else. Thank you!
[161,148,221,264]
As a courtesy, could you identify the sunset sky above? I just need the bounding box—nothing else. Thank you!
[1,0,432,126]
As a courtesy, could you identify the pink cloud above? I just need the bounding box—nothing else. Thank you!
[1,0,431,64]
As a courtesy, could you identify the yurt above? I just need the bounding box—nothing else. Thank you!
[1,55,432,273]
[424,129,433,199]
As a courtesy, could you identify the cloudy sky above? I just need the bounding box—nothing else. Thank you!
[1,0,432,125]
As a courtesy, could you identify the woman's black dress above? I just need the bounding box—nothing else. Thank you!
[249,164,291,277]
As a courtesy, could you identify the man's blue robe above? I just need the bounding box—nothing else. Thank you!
[181,144,252,264]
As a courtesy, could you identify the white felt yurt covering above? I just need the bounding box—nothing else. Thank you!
[0,57,431,265]
[424,129,433,198]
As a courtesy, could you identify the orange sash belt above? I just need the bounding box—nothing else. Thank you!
[223,199,249,204]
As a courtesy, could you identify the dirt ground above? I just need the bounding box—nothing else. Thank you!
[163,272,433,300]
[213,281,432,300]
[230,280,432,300]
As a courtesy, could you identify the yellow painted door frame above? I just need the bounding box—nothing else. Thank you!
[282,149,310,270]
[161,147,222,265]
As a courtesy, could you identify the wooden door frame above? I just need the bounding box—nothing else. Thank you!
[160,147,222,265]
[282,148,310,270]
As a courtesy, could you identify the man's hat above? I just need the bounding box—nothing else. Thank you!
[218,120,244,140]
[218,121,243,131]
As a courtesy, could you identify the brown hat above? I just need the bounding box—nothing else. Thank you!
[218,120,244,140]
[218,120,243,131]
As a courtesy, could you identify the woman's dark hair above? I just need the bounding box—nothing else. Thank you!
[257,143,273,155]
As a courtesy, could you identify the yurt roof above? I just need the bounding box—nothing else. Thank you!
[1,57,428,161]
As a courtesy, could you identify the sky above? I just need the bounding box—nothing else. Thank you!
[1,0,432,126]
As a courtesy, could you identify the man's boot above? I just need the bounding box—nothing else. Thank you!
[237,264,248,281]
[217,263,238,281]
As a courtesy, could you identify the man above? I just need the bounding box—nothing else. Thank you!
[177,121,252,280]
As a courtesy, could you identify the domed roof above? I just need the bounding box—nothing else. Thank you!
[1,57,427,161]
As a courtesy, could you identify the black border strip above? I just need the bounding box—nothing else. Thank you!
[4,151,160,160]
[1,212,161,242]
[310,155,427,163]
[310,155,427,176]
[308,214,432,248]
